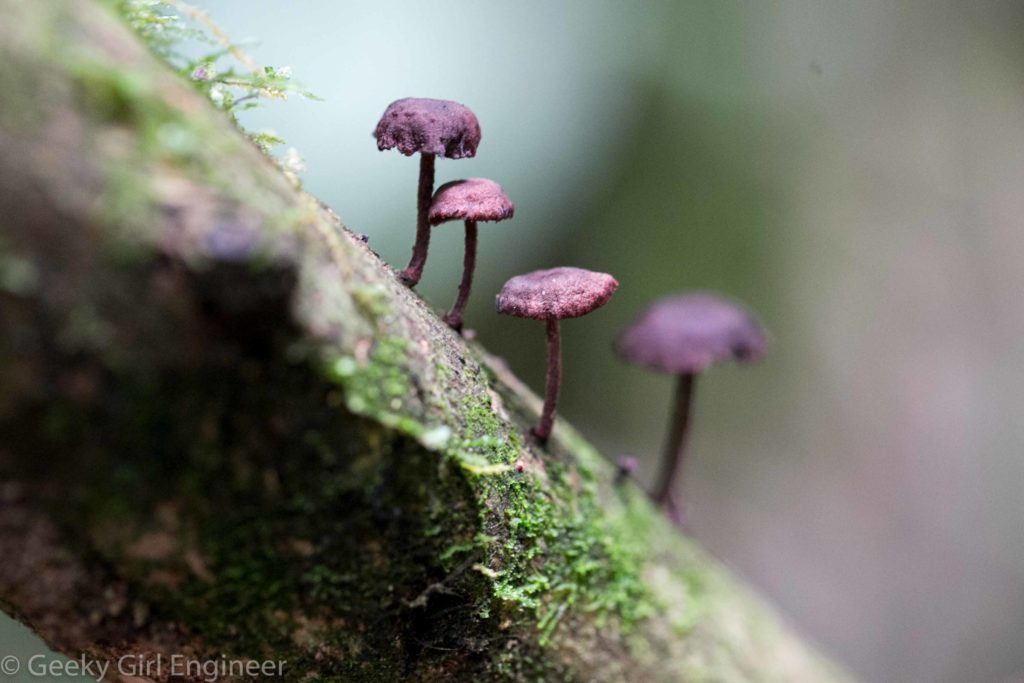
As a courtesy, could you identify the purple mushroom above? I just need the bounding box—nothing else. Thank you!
[615,455,638,485]
[497,267,618,444]
[373,98,481,287]
[428,178,514,332]
[615,293,767,513]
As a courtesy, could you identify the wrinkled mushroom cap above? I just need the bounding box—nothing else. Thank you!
[373,98,481,159]
[615,293,767,374]
[496,267,618,320]
[429,179,514,225]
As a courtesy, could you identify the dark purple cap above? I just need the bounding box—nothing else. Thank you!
[373,98,481,159]
[428,179,514,225]
[615,293,767,374]
[496,267,618,321]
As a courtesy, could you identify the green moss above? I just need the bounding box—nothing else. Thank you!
[480,463,654,645]
[328,336,414,421]
[352,283,391,320]
[55,302,117,353]
[0,240,40,296]
[324,333,657,652]
[319,327,659,659]
[672,570,710,636]
[68,57,205,170]
[70,60,153,124]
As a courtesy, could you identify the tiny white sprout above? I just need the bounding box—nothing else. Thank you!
[420,425,452,450]
[209,83,225,106]
[332,357,357,378]
[284,147,305,174]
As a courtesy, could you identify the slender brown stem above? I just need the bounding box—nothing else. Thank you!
[442,220,477,331]
[533,318,561,443]
[398,153,435,287]
[653,373,695,506]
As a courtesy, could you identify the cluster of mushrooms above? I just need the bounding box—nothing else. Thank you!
[373,97,768,519]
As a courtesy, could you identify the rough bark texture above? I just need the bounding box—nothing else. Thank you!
[0,1,852,681]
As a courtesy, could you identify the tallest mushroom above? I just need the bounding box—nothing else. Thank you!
[373,98,481,287]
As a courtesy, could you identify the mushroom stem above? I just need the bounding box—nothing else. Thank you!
[533,318,561,443]
[653,373,695,506]
[399,152,436,287]
[442,220,477,332]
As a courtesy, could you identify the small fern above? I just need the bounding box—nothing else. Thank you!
[116,0,319,173]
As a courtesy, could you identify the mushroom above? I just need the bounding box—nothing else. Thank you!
[614,293,767,514]
[373,98,481,287]
[428,178,514,332]
[615,455,638,485]
[497,267,618,444]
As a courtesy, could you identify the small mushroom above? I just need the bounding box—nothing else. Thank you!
[614,293,767,513]
[373,98,481,287]
[428,178,514,332]
[615,455,638,485]
[497,267,618,444]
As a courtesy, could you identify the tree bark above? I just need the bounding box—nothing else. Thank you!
[0,1,852,681]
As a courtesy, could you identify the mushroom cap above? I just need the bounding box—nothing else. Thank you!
[615,293,767,374]
[373,98,481,159]
[428,179,514,225]
[496,267,618,321]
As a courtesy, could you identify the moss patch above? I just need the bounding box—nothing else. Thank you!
[325,330,657,651]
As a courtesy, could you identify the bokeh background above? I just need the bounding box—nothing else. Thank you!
[6,1,1024,681]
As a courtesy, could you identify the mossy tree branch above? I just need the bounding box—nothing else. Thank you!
[0,1,850,681]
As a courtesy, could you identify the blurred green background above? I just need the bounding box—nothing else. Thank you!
[6,1,1024,681]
